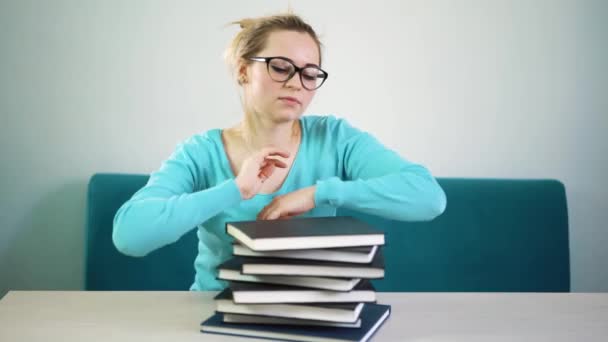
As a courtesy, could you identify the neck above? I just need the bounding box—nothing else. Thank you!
[237,114,301,152]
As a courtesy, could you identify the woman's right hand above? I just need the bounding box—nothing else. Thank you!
[235,147,290,200]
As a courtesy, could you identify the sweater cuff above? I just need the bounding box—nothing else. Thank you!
[220,178,244,205]
[314,176,345,207]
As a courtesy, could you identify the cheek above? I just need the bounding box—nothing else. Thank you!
[253,72,279,95]
[250,85,283,115]
[250,79,275,104]
[301,92,316,106]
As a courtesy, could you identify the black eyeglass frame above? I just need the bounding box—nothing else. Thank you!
[248,56,329,90]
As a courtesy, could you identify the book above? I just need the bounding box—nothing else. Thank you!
[228,280,376,304]
[222,313,362,328]
[215,288,365,322]
[218,257,362,291]
[233,243,379,264]
[226,216,385,251]
[238,250,384,279]
[201,303,392,342]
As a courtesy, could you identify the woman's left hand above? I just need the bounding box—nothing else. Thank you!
[257,186,316,220]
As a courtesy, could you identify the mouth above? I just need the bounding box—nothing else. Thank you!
[278,97,301,105]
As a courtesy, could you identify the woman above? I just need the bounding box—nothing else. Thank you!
[113,13,446,291]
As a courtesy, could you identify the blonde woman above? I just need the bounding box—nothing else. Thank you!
[113,13,446,291]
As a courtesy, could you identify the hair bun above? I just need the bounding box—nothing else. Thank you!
[238,18,255,29]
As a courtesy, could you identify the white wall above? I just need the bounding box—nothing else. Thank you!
[1,0,606,297]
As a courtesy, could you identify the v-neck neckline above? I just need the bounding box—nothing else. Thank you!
[215,118,305,197]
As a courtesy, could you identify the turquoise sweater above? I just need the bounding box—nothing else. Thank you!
[113,115,446,290]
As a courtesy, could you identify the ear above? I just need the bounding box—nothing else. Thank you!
[237,59,250,85]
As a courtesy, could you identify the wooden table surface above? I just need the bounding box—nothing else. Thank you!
[1,291,607,341]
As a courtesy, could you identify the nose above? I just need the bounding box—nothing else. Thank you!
[283,71,302,90]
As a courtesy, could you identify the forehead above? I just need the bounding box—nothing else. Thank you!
[259,30,320,66]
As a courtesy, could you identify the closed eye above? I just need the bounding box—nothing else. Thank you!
[271,65,290,74]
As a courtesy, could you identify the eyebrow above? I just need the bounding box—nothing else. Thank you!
[281,56,320,69]
[304,62,321,68]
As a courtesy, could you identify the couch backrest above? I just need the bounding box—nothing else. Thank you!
[86,173,570,292]
[86,173,197,290]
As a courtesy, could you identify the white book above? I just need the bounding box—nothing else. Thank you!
[222,313,362,328]
[229,280,376,304]
[215,288,365,323]
[218,257,362,291]
[233,243,379,264]
[238,251,384,279]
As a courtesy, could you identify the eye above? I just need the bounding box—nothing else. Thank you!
[269,59,293,74]
[302,69,321,81]
[270,65,290,74]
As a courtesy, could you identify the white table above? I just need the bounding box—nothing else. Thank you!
[0,291,606,341]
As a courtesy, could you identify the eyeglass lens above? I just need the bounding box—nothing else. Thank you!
[267,58,324,90]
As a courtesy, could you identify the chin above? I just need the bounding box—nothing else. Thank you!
[273,108,303,122]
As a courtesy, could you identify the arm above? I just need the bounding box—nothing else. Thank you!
[314,118,446,221]
[112,139,242,257]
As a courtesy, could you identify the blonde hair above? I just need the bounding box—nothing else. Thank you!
[224,12,323,84]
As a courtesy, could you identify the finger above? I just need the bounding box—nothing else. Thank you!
[257,204,272,220]
[258,200,279,220]
[259,163,276,180]
[265,157,287,168]
[266,209,282,220]
[256,207,267,220]
[259,158,285,173]
[258,209,272,220]
[257,210,268,220]
[260,147,290,159]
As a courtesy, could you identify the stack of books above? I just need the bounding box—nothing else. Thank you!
[200,216,392,342]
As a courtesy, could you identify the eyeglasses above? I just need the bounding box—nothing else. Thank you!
[248,56,329,91]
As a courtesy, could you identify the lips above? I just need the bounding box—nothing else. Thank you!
[278,96,301,105]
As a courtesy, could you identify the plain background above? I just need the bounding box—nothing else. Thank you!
[1,0,606,298]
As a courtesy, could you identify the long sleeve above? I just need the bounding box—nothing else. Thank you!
[314,118,446,221]
[112,137,242,257]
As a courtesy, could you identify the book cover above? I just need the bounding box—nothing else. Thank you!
[226,216,385,251]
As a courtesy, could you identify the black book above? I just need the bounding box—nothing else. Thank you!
[228,280,376,304]
[214,288,365,322]
[226,216,385,251]
[218,257,362,291]
[201,303,392,342]
[238,249,384,279]
[233,243,380,264]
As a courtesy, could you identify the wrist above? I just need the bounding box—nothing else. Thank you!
[309,186,317,208]
[234,177,250,200]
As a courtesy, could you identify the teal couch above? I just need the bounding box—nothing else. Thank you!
[86,173,570,292]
